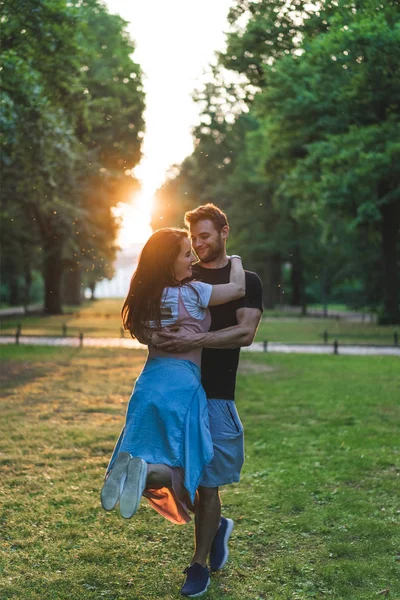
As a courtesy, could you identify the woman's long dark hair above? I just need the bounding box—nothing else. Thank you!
[122,228,189,339]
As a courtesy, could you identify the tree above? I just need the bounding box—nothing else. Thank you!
[1,0,145,313]
[222,0,400,319]
[60,1,145,306]
[262,4,400,321]
[1,0,82,308]
[155,0,399,319]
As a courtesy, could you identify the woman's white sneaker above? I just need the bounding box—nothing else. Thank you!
[119,456,147,519]
[100,452,131,511]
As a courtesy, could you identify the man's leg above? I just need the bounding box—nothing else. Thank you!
[193,399,244,570]
[191,486,221,567]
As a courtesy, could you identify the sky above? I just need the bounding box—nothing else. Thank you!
[104,0,233,246]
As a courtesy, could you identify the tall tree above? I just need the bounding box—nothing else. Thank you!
[260,3,400,321]
[61,1,145,305]
[154,0,399,318]
[1,0,145,313]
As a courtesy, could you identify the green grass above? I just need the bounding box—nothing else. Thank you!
[1,346,399,599]
[263,304,352,317]
[1,299,398,345]
[0,300,123,339]
[255,318,397,346]
[305,304,349,312]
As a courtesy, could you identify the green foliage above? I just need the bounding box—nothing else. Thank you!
[257,4,400,321]
[0,0,145,312]
[153,0,400,322]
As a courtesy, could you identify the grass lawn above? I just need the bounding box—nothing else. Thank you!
[1,299,398,346]
[255,319,398,346]
[0,300,122,339]
[1,346,399,599]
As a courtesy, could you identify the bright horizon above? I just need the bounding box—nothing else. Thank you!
[104,0,233,247]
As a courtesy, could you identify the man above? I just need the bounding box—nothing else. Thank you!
[153,203,263,597]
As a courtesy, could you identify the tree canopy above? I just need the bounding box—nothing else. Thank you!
[1,0,145,312]
[153,0,400,322]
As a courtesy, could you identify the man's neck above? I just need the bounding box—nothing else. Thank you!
[198,253,229,269]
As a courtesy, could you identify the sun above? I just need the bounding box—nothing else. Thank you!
[115,191,154,248]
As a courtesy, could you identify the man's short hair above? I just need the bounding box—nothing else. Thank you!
[184,203,229,231]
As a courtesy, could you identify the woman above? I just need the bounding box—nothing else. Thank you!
[100,227,245,525]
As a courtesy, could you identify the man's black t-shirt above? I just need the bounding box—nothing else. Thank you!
[192,262,263,400]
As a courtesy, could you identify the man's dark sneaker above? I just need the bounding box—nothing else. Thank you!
[181,563,210,597]
[119,456,147,519]
[100,452,131,511]
[209,517,234,571]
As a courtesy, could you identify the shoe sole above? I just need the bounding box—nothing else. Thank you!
[100,452,131,511]
[119,457,147,519]
[210,518,234,571]
[182,577,210,598]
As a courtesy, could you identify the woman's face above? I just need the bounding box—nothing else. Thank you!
[173,237,195,281]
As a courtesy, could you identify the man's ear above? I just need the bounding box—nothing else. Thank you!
[221,225,229,240]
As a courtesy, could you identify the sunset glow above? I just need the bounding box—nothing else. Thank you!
[105,0,233,248]
[115,190,154,247]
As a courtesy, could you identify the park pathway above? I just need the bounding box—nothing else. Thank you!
[0,304,43,317]
[0,335,399,356]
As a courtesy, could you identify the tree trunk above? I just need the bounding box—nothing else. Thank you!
[89,281,96,300]
[290,247,304,307]
[23,263,32,309]
[290,221,307,314]
[320,268,331,318]
[9,273,20,306]
[43,244,64,314]
[380,200,400,324]
[63,265,83,305]
[262,254,282,309]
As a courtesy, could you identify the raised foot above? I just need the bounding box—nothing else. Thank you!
[100,452,131,511]
[119,456,147,519]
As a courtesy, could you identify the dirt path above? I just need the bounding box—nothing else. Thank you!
[1,335,399,356]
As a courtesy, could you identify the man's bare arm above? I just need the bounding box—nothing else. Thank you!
[152,307,262,352]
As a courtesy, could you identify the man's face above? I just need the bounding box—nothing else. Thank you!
[189,219,228,263]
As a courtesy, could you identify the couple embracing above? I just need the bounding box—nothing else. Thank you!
[100,203,263,597]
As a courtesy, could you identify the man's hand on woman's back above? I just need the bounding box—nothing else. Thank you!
[152,327,200,353]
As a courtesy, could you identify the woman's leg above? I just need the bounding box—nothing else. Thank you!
[146,463,172,488]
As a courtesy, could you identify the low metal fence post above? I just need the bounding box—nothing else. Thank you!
[79,332,84,348]
[263,340,268,352]
[333,339,338,355]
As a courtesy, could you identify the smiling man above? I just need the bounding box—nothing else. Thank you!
[153,203,263,597]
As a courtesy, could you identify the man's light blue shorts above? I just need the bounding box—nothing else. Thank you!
[199,399,244,488]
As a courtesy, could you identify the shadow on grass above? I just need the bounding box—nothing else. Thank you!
[0,361,50,395]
